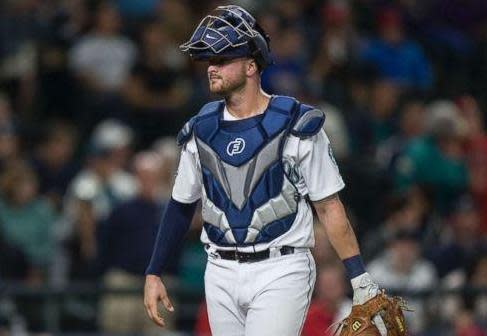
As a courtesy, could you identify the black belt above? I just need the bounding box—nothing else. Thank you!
[212,246,295,263]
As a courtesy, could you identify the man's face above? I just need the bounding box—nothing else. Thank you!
[207,57,249,96]
[390,239,419,273]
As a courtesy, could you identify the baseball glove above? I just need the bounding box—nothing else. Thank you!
[331,290,410,336]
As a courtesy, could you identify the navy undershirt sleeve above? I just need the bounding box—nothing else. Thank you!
[145,197,198,276]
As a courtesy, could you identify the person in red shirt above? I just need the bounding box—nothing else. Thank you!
[194,300,211,336]
[457,95,487,234]
[302,264,352,336]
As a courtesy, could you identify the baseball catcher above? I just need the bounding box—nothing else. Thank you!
[144,5,411,336]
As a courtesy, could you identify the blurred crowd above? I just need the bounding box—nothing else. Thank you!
[1,0,487,335]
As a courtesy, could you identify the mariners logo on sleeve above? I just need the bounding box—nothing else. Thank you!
[226,138,246,156]
[283,157,301,184]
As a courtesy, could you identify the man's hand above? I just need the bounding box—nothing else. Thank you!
[351,273,387,336]
[144,275,174,327]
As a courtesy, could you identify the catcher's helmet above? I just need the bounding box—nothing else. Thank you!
[180,5,272,70]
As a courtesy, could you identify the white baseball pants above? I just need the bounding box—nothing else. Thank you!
[204,248,316,336]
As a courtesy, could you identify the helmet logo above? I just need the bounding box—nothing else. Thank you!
[227,138,246,156]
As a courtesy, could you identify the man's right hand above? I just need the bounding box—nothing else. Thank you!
[144,274,174,327]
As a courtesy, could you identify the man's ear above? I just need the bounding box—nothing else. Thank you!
[246,59,258,77]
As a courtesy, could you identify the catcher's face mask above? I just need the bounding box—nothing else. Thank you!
[180,5,272,70]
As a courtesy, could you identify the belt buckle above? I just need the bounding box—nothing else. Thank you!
[236,250,253,263]
[235,250,246,263]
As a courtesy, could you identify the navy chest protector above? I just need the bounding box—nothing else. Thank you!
[177,96,325,246]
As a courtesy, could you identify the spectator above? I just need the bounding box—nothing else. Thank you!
[367,79,401,146]
[29,120,79,210]
[69,1,136,94]
[345,76,401,157]
[362,187,430,261]
[36,0,90,121]
[458,95,487,234]
[194,300,211,336]
[376,99,425,172]
[90,118,134,169]
[302,264,351,336]
[0,160,57,284]
[394,100,469,212]
[68,1,136,128]
[368,229,437,333]
[60,119,136,280]
[123,19,192,147]
[454,310,486,336]
[341,78,401,231]
[427,195,487,278]
[54,119,136,330]
[360,7,433,90]
[308,0,361,106]
[98,151,171,333]
[343,63,378,156]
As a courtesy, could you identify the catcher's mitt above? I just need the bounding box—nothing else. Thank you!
[331,290,411,336]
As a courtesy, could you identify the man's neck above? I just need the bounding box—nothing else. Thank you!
[225,85,270,120]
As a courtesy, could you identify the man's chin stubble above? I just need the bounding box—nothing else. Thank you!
[209,84,228,96]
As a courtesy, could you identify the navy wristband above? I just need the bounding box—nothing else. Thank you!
[342,254,366,280]
[145,197,197,276]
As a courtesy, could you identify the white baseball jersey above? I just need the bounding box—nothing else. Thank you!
[172,106,345,252]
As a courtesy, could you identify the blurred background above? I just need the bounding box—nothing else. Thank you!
[0,0,487,335]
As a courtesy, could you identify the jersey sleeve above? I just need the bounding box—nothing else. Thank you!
[297,129,345,201]
[171,136,202,203]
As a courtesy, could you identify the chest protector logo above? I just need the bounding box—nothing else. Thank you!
[226,138,246,156]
